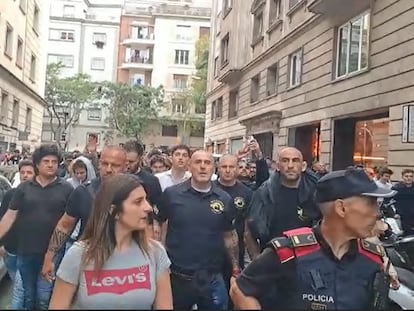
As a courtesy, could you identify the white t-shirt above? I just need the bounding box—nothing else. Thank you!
[57,240,171,309]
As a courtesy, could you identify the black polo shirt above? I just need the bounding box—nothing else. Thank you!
[9,178,73,256]
[156,179,236,272]
[65,178,100,238]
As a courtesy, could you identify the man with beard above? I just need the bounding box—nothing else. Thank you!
[41,146,127,282]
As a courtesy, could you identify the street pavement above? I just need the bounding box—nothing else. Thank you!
[0,276,12,309]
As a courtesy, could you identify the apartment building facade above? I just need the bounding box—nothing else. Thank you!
[0,0,49,153]
[43,0,122,151]
[117,0,211,150]
[205,0,414,176]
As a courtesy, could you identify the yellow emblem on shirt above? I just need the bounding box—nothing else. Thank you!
[210,200,225,214]
[234,197,246,209]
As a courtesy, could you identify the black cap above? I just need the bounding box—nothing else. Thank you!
[315,167,396,203]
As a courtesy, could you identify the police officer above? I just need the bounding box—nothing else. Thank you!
[230,167,396,310]
[156,150,239,310]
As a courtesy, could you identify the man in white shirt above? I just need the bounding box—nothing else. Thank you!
[375,167,393,190]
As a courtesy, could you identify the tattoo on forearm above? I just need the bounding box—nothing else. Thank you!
[48,229,70,254]
[224,230,240,270]
[244,226,260,260]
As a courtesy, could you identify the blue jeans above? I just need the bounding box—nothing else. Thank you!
[171,271,228,310]
[17,254,54,310]
[3,252,25,309]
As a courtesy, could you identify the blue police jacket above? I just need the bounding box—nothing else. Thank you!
[270,227,385,310]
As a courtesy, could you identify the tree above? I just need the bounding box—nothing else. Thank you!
[100,82,164,142]
[44,63,98,149]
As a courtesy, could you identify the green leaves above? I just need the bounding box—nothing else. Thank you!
[99,82,164,141]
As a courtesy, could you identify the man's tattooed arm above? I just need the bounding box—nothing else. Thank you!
[243,221,261,260]
[47,213,77,254]
[224,229,240,272]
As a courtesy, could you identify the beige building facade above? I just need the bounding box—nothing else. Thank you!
[205,0,414,176]
[0,0,48,153]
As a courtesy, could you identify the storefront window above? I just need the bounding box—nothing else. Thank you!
[353,117,388,167]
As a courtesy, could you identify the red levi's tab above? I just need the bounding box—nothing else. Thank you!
[84,265,151,296]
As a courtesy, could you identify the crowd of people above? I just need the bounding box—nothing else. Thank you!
[0,138,412,309]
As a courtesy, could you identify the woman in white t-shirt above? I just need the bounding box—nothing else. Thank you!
[49,174,173,310]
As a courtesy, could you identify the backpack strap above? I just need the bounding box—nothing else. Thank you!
[270,227,320,264]
[358,239,384,268]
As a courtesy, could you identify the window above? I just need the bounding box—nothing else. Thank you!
[216,97,223,119]
[12,99,19,127]
[16,38,23,68]
[266,63,278,96]
[214,56,219,77]
[199,27,210,38]
[93,33,106,48]
[210,101,216,120]
[30,54,36,81]
[4,24,13,57]
[190,126,205,138]
[174,50,189,65]
[172,98,186,113]
[289,0,300,10]
[91,57,105,71]
[253,11,264,42]
[63,5,75,18]
[176,25,192,41]
[173,74,188,89]
[288,49,302,88]
[220,34,229,66]
[228,89,239,118]
[19,0,27,13]
[47,54,74,67]
[223,0,232,15]
[336,12,370,78]
[87,108,102,121]
[250,74,260,103]
[269,0,282,26]
[25,107,32,132]
[0,92,8,120]
[33,4,40,34]
[49,29,75,41]
[195,102,206,114]
[162,125,178,137]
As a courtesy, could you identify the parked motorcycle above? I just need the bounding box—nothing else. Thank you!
[379,202,414,310]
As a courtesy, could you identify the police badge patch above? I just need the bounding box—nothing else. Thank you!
[210,200,225,214]
[233,197,245,209]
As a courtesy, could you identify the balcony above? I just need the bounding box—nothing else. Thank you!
[121,56,153,70]
[307,0,370,16]
[122,26,155,48]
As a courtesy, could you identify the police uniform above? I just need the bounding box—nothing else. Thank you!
[155,179,237,310]
[235,168,396,310]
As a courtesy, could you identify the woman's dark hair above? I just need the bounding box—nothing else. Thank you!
[72,160,87,174]
[31,144,61,175]
[80,174,150,275]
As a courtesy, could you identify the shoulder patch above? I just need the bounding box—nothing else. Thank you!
[270,237,291,250]
[360,239,385,257]
[269,237,295,264]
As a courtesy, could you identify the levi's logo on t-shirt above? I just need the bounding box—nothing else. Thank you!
[84,265,151,295]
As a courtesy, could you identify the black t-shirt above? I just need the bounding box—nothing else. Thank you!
[10,178,73,255]
[65,178,100,238]
[214,180,252,266]
[156,180,236,272]
[0,188,19,253]
[136,169,162,208]
[269,186,301,238]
